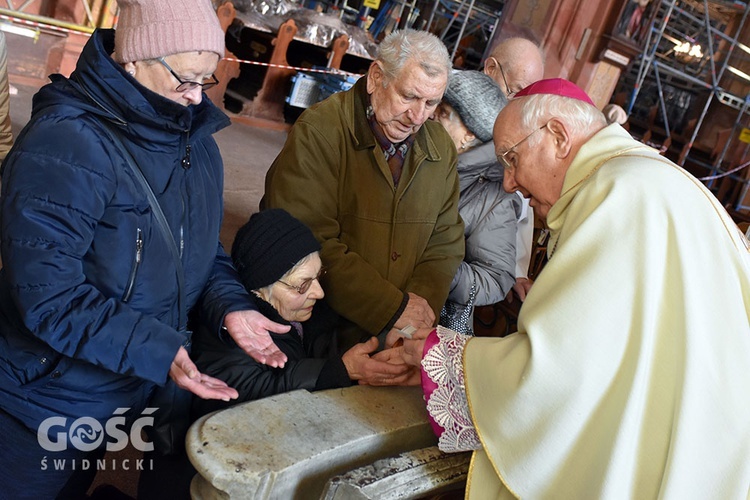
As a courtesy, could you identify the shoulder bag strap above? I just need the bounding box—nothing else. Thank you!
[97,119,188,334]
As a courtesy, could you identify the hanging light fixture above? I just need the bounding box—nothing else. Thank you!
[673,40,703,63]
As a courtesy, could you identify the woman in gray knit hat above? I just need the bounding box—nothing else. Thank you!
[433,70,520,334]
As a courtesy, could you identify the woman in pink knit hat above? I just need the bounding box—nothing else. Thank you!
[0,1,290,497]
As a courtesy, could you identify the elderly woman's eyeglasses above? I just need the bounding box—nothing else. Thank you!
[157,58,219,92]
[279,268,326,295]
[497,124,548,170]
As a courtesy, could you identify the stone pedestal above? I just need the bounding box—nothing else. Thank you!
[322,446,470,499]
[187,386,438,499]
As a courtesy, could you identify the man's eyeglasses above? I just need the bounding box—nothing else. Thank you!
[497,123,548,171]
[498,63,515,98]
[157,58,219,93]
[279,268,326,295]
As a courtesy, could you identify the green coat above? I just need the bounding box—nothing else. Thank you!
[263,78,464,344]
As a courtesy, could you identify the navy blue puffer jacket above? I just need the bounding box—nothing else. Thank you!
[0,29,255,429]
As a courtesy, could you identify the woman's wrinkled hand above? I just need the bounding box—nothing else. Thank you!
[224,309,291,368]
[169,347,239,401]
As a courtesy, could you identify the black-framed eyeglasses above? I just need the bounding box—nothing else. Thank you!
[157,57,219,92]
[498,63,516,98]
[278,268,326,295]
[497,123,548,171]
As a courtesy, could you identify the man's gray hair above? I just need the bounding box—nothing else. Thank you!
[376,29,451,83]
[520,94,607,145]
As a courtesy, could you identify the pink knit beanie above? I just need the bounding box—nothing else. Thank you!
[114,0,225,63]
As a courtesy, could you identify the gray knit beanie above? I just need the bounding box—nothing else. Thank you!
[114,0,226,63]
[231,209,321,292]
[442,70,507,143]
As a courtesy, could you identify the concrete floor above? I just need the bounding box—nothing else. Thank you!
[6,80,290,497]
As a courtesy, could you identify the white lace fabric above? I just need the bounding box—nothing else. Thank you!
[422,325,481,452]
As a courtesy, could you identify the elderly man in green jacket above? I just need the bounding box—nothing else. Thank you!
[263,29,464,362]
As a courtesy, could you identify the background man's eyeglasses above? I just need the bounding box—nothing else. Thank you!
[158,58,219,92]
[498,63,516,98]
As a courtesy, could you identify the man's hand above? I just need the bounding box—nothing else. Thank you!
[369,345,422,386]
[394,292,435,330]
[224,309,291,368]
[509,277,533,303]
[169,347,239,401]
[342,337,413,385]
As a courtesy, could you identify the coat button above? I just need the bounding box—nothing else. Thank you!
[391,251,401,261]
[50,371,61,379]
[40,357,47,364]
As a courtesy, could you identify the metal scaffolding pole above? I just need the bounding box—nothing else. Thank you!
[0,6,94,33]
[425,0,502,64]
[0,0,117,30]
[626,0,750,194]
[448,0,476,62]
[628,0,677,114]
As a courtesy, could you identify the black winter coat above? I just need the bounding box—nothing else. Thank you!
[192,298,352,418]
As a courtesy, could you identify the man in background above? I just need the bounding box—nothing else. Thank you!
[484,37,544,98]
[263,29,464,352]
[484,36,545,300]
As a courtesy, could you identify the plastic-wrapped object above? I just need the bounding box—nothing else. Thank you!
[287,73,323,108]
[232,0,295,16]
[318,71,360,100]
[283,10,377,58]
[232,0,297,32]
[231,0,377,59]
[287,68,361,109]
[347,24,378,59]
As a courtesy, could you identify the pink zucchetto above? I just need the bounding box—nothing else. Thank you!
[514,78,596,106]
[114,0,226,63]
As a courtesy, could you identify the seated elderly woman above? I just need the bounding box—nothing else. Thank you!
[192,208,413,417]
[430,70,520,334]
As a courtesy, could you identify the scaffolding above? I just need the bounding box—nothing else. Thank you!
[368,0,502,66]
[619,0,750,211]
[0,0,117,31]
[423,0,503,67]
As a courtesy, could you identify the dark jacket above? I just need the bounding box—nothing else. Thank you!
[0,29,255,430]
[263,77,464,348]
[192,298,351,417]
